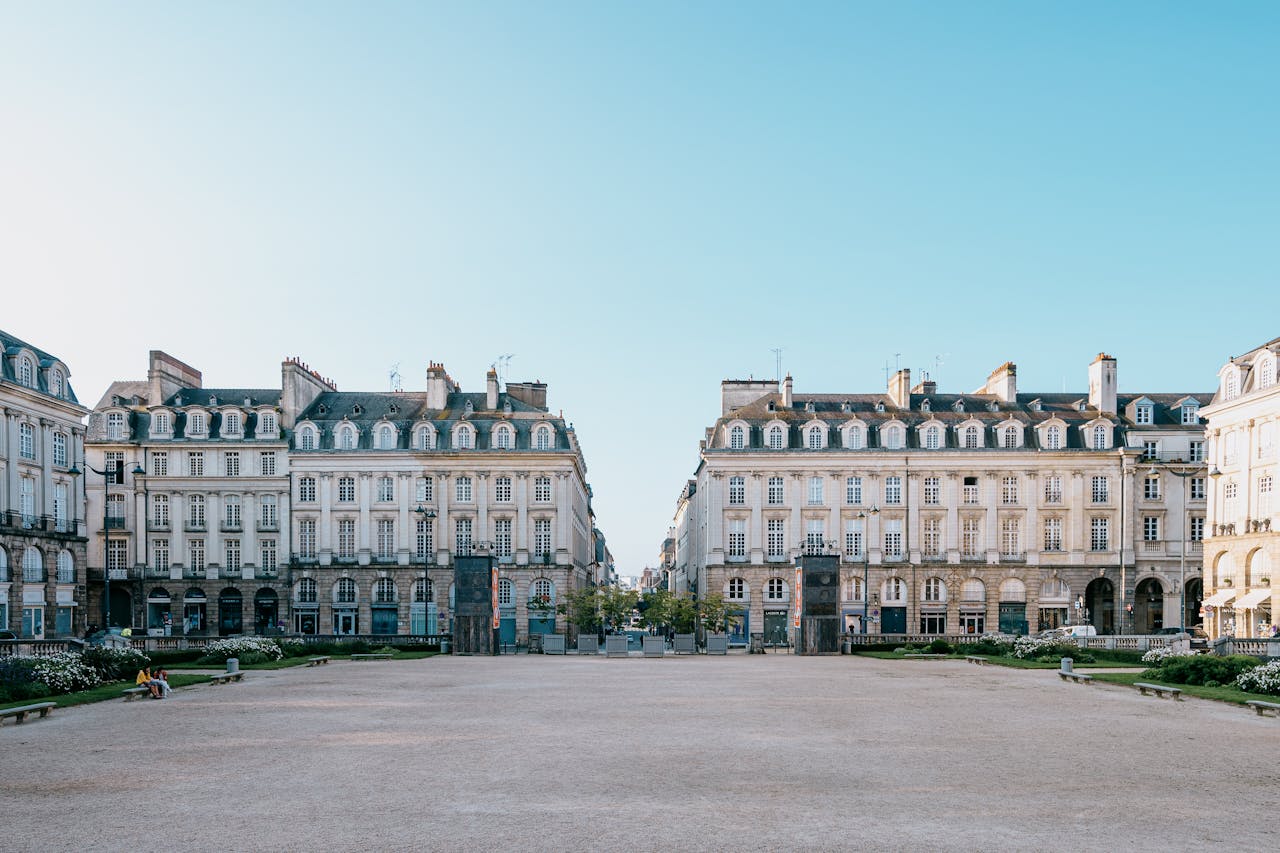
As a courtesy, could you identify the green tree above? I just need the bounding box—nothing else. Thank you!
[638,589,674,633]
[600,587,639,634]
[698,593,742,634]
[557,587,602,634]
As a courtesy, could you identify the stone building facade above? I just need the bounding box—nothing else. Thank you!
[1200,337,1280,639]
[682,355,1211,644]
[0,329,88,638]
[86,352,595,642]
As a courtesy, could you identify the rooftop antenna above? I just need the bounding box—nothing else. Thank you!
[388,362,402,392]
[495,354,514,386]
[934,353,948,386]
[770,347,783,384]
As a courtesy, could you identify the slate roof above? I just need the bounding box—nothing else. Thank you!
[1,327,81,404]
[161,389,282,408]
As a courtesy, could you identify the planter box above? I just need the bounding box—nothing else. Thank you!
[673,633,696,654]
[642,635,665,658]
[605,635,629,658]
[542,634,566,655]
[705,633,729,655]
[576,635,599,655]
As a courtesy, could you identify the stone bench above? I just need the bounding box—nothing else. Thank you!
[0,701,57,725]
[350,653,393,661]
[1134,682,1182,701]
[904,653,946,659]
[965,656,988,665]
[1246,700,1280,718]
[307,656,330,666]
[122,687,154,701]
[1058,671,1093,684]
[209,671,244,685]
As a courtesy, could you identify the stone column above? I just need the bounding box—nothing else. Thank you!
[40,419,55,517]
[358,473,372,563]
[515,473,529,563]
[750,474,763,563]
[397,474,411,564]
[318,474,333,564]
[436,471,451,566]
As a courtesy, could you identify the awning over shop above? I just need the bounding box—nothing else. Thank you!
[1233,589,1272,610]
[1202,589,1236,607]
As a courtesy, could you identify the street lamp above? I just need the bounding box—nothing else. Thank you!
[1151,462,1206,631]
[856,506,880,634]
[68,461,145,630]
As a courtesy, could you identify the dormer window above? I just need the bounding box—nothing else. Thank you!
[298,425,317,451]
[953,400,965,413]
[316,404,327,415]
[1045,424,1063,450]
[535,425,552,450]
[188,413,207,435]
[875,402,885,413]
[1092,424,1108,450]
[1029,400,1043,412]
[987,401,999,413]
[924,425,940,450]
[841,402,851,413]
[807,424,824,449]
[339,424,357,450]
[388,403,398,415]
[224,412,241,436]
[455,424,474,449]
[503,400,513,414]
[152,412,171,437]
[51,369,64,397]
[1226,371,1239,399]
[1180,404,1199,425]
[416,426,435,450]
[729,425,745,450]
[1003,426,1019,448]
[1135,404,1152,425]
[805,401,815,413]
[352,404,362,416]
[963,425,980,449]
[259,413,277,436]
[106,412,125,440]
[379,424,396,449]
[883,425,903,449]
[19,356,34,387]
[921,399,930,413]
[767,425,785,450]
[1076,401,1087,412]
[464,400,474,415]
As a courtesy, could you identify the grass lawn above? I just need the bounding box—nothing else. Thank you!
[853,651,1140,669]
[1,673,208,712]
[1090,671,1279,706]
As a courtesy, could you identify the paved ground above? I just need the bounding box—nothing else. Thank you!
[4,654,1278,852]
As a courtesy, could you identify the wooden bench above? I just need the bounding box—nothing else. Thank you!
[1246,700,1280,717]
[0,701,57,725]
[904,653,946,659]
[1134,682,1182,700]
[209,671,244,685]
[122,687,153,701]
[306,656,330,666]
[350,653,393,661]
[1058,671,1093,684]
[965,655,988,665]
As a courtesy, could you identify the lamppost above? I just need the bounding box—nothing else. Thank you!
[414,506,437,634]
[1153,461,1208,631]
[856,506,880,634]
[69,460,145,630]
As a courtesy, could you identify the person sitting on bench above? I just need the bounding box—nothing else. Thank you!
[151,668,172,698]
[136,667,161,699]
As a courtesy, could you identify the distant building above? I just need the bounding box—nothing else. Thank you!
[1200,337,1279,639]
[0,329,88,638]
[85,351,595,643]
[677,355,1210,645]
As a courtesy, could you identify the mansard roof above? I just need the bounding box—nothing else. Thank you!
[1,327,81,404]
[162,389,282,408]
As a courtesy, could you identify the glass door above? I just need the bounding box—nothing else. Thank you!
[22,606,45,639]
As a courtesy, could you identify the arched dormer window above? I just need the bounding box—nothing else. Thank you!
[454,424,474,449]
[1044,424,1063,450]
[767,424,786,450]
[845,423,864,450]
[416,425,436,450]
[806,423,826,450]
[1002,425,1020,448]
[151,411,172,438]
[923,424,941,450]
[19,355,34,387]
[882,424,904,449]
[1091,423,1108,450]
[50,368,64,397]
[222,411,242,437]
[378,424,395,450]
[728,424,745,450]
[298,424,317,451]
[1258,355,1276,390]
[963,424,981,449]
[494,424,514,450]
[339,423,357,450]
[534,425,552,450]
[187,411,207,436]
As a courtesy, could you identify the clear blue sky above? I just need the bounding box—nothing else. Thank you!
[2,2,1276,576]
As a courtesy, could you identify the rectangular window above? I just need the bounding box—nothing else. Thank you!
[1136,406,1153,425]
[299,477,316,502]
[106,412,125,439]
[456,518,473,556]
[1044,476,1063,504]
[728,476,745,506]
[495,519,512,559]
[1091,476,1109,503]
[377,476,394,502]
[105,451,124,483]
[260,413,277,436]
[225,539,241,571]
[728,519,746,559]
[107,538,129,571]
[962,518,981,558]
[153,539,170,571]
[534,477,551,502]
[1090,517,1110,551]
[923,477,940,505]
[534,518,552,558]
[1260,475,1273,518]
[1190,517,1205,541]
[808,477,824,505]
[766,519,785,559]
[20,477,35,522]
[1182,406,1199,425]
[1142,440,1158,460]
[377,519,395,558]
[150,451,168,476]
[53,483,67,528]
[299,520,317,559]
[188,452,204,477]
[224,495,241,529]
[846,476,862,505]
[224,452,240,477]
[106,493,126,524]
[52,432,66,467]
[456,476,473,503]
[261,539,277,570]
[189,538,206,571]
[153,412,170,435]
[19,423,34,459]
[1043,518,1063,552]
[1189,440,1205,462]
[844,520,864,559]
[1190,477,1206,500]
[152,494,169,527]
[767,477,784,505]
[260,495,278,528]
[416,477,434,503]
[805,519,825,555]
[338,477,355,502]
[1000,518,1020,557]
[884,476,902,505]
[922,517,941,557]
[883,519,903,559]
[1143,516,1159,541]
[1144,476,1161,500]
[187,495,205,528]
[1001,477,1018,505]
[259,452,277,476]
[963,476,979,505]
[338,519,356,559]
[416,518,433,560]
[495,477,512,503]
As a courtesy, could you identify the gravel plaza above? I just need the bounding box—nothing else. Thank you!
[4,654,1278,852]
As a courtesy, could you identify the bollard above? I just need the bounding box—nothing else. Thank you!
[226,657,239,674]
[1061,657,1073,673]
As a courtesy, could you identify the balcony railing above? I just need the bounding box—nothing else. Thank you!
[258,521,280,532]
[221,522,242,532]
[185,522,207,532]
[105,516,127,530]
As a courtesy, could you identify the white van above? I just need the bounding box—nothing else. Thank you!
[1058,624,1097,638]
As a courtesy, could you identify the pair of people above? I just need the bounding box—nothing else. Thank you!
[134,666,171,699]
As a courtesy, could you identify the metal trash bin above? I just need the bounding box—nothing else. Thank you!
[1061,657,1073,673]
[226,658,239,674]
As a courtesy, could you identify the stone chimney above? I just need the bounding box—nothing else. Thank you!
[426,362,459,410]
[486,369,499,411]
[281,357,337,427]
[888,368,911,409]
[148,351,201,405]
[911,379,937,396]
[782,374,793,408]
[721,379,777,415]
[505,381,548,411]
[978,362,1017,404]
[1088,353,1117,414]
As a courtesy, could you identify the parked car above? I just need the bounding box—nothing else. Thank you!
[1038,624,1098,640]
[0,630,17,641]
[1157,626,1209,651]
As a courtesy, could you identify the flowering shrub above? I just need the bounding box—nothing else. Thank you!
[1142,654,1259,686]
[1235,660,1280,696]
[81,646,151,681]
[197,637,284,664]
[962,633,1016,656]
[1141,647,1196,665]
[30,652,102,693]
